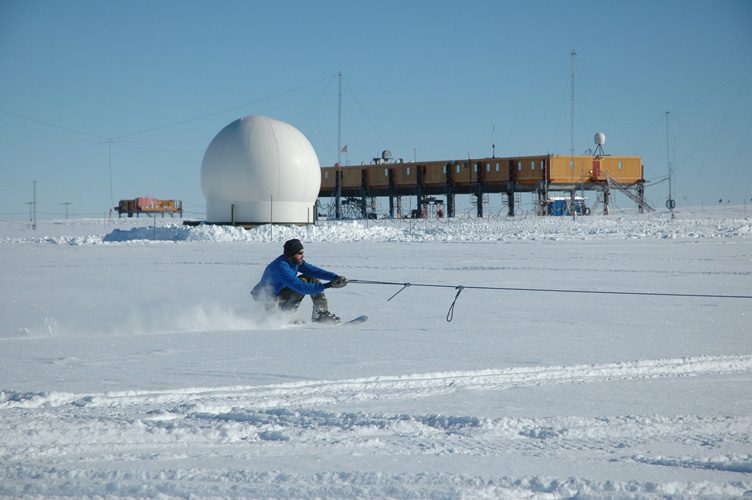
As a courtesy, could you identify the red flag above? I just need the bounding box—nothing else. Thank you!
[341,145,348,153]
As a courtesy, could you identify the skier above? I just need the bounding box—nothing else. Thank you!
[251,238,348,324]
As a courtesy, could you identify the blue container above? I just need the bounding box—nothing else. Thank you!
[548,200,567,216]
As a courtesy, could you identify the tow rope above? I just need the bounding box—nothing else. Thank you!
[348,279,752,322]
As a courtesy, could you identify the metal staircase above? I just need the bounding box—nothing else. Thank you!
[604,172,655,213]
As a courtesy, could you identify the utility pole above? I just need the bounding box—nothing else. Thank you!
[27,180,37,229]
[107,138,114,207]
[61,202,72,219]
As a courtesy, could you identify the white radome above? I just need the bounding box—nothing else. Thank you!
[201,115,321,224]
[594,132,606,145]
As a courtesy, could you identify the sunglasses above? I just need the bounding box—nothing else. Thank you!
[296,250,304,255]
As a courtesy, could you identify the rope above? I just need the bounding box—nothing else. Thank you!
[347,279,752,323]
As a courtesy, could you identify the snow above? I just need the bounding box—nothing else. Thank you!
[1,207,751,499]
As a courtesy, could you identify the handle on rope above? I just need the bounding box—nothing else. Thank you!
[446,286,464,322]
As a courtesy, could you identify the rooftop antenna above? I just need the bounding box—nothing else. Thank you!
[594,132,606,156]
[492,124,496,158]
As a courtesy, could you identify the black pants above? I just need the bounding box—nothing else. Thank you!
[275,275,329,317]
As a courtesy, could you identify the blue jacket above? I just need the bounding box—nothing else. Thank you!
[251,254,337,300]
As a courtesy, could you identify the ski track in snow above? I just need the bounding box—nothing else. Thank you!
[2,211,751,499]
[3,354,751,411]
[2,355,751,499]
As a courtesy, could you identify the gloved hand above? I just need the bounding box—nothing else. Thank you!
[326,275,348,289]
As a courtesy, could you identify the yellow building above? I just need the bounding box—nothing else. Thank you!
[320,154,649,218]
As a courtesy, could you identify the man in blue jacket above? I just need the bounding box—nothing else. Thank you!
[251,239,347,324]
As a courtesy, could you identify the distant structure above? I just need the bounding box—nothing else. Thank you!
[115,198,182,218]
[320,147,653,218]
[200,115,320,226]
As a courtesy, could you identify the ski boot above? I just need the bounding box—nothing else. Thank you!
[312,310,340,324]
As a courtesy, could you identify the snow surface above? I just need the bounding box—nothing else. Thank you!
[1,208,751,499]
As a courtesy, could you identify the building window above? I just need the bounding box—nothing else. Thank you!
[531,161,535,170]
[518,161,522,171]
[486,163,491,172]
[618,161,623,170]
[385,168,389,176]
[496,163,500,172]
[324,172,328,179]
[570,160,574,170]
[443,165,447,174]
[407,167,410,176]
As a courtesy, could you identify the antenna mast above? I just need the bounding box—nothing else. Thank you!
[335,72,343,219]
[337,72,342,166]
[666,111,675,219]
[571,50,576,157]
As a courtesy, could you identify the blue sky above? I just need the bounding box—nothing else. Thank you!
[1,0,750,220]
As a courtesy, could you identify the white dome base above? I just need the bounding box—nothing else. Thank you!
[206,201,316,226]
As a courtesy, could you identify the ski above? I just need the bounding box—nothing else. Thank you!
[289,315,368,327]
[343,315,368,325]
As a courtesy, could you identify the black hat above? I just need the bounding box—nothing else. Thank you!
[283,239,304,257]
